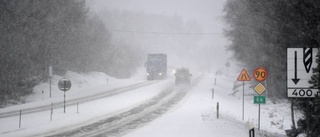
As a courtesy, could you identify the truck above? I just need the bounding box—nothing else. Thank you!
[145,54,167,80]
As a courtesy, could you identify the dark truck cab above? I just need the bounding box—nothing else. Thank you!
[175,67,192,85]
[145,54,167,80]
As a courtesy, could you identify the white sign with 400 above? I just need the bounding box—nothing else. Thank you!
[287,48,319,98]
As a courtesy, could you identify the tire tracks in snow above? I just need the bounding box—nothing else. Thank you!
[45,75,203,137]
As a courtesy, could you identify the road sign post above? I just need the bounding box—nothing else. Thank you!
[253,67,268,82]
[254,96,266,104]
[49,66,52,98]
[253,67,268,130]
[287,48,319,97]
[253,83,267,130]
[58,78,71,113]
[254,83,266,95]
[237,68,251,121]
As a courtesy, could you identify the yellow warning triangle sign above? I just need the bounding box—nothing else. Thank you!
[237,69,251,81]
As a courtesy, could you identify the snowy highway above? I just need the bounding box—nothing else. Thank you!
[44,75,203,137]
[0,71,289,137]
[0,72,210,137]
[1,0,316,136]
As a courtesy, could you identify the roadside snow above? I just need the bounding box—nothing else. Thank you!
[123,68,295,137]
[1,68,170,137]
[0,67,298,137]
[123,74,248,137]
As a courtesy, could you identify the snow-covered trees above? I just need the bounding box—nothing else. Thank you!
[224,0,320,136]
[0,0,112,106]
[0,1,204,107]
[224,0,320,98]
[287,52,320,137]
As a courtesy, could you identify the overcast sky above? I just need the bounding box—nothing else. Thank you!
[89,0,226,33]
[87,0,230,72]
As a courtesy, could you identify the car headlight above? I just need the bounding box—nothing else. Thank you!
[159,73,162,76]
[146,73,149,76]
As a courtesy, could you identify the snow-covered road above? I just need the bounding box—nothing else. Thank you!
[0,70,290,137]
[0,72,175,137]
[123,74,249,137]
[39,75,203,137]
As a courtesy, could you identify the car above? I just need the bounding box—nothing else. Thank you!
[174,67,192,85]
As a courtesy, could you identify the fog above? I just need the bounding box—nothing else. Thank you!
[88,0,229,73]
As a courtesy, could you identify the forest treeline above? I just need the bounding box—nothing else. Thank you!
[0,0,202,107]
[0,0,114,106]
[224,0,320,136]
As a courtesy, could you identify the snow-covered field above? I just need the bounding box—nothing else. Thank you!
[0,68,296,137]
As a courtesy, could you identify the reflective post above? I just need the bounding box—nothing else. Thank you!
[212,88,214,99]
[19,110,22,128]
[215,78,216,85]
[64,81,66,113]
[49,66,52,98]
[217,102,219,119]
[77,102,79,113]
[50,103,53,121]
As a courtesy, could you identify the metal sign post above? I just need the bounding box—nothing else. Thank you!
[49,66,52,98]
[64,81,66,113]
[58,78,71,113]
[253,67,268,130]
[242,81,244,121]
[254,95,266,130]
[237,68,251,121]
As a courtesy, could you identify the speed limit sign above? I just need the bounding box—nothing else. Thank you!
[253,67,268,82]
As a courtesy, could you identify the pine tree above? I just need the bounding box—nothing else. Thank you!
[287,51,320,137]
[302,50,320,136]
